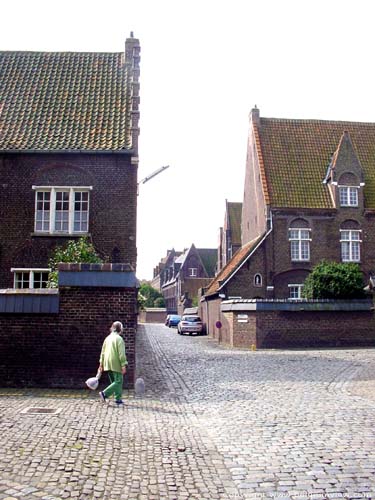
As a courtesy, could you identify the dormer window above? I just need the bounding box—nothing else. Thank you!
[339,186,358,207]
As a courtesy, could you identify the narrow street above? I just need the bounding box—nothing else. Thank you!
[1,323,375,499]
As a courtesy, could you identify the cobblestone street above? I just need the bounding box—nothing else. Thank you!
[1,323,375,500]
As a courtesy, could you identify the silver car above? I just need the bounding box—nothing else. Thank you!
[177,315,203,335]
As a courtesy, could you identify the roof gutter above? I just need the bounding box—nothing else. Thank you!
[219,209,274,291]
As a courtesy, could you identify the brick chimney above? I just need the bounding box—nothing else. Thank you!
[125,33,141,155]
[249,105,260,126]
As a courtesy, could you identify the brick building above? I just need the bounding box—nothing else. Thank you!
[203,107,375,310]
[0,35,140,288]
[158,245,217,314]
[217,200,242,272]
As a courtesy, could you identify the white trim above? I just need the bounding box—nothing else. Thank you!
[32,185,93,190]
[288,283,304,301]
[34,186,90,235]
[12,268,50,289]
[266,286,274,291]
[11,268,51,272]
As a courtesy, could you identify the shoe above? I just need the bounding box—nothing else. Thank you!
[115,399,124,406]
[99,391,107,403]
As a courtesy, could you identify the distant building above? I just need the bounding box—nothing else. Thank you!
[217,200,242,272]
[155,245,217,314]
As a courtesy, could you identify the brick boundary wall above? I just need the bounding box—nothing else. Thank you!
[201,299,375,349]
[0,264,138,389]
[138,308,167,323]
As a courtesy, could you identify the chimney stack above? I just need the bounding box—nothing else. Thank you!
[249,105,260,126]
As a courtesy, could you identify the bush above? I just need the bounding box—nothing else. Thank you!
[138,284,165,309]
[302,261,365,300]
[47,237,103,288]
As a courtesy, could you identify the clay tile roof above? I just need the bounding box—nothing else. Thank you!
[259,117,375,209]
[227,202,242,245]
[0,51,133,152]
[204,235,264,297]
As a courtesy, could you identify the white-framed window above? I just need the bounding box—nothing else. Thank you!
[188,267,198,277]
[288,284,303,300]
[339,186,358,207]
[289,228,311,261]
[254,273,262,287]
[340,230,361,262]
[33,186,92,235]
[11,268,50,289]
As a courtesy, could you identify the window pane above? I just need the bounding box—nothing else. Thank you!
[15,272,29,289]
[341,242,350,261]
[339,188,348,205]
[349,188,358,206]
[289,230,298,240]
[73,191,89,232]
[351,231,360,241]
[301,240,310,260]
[300,230,310,240]
[35,192,50,232]
[33,271,49,289]
[352,242,360,261]
[55,191,70,232]
[291,241,299,260]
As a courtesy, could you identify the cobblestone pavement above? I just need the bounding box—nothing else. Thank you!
[1,324,375,500]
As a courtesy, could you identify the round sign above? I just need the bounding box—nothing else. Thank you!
[215,321,222,329]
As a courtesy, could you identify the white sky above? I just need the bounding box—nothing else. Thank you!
[2,0,375,279]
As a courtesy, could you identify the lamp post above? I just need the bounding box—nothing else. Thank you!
[137,165,170,194]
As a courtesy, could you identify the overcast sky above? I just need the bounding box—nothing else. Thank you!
[2,0,375,279]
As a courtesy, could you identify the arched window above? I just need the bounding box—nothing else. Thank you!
[289,218,311,262]
[340,220,361,262]
[254,273,262,287]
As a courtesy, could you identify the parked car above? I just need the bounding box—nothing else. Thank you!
[177,315,204,335]
[165,314,181,327]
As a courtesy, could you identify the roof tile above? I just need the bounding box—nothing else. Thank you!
[0,51,133,152]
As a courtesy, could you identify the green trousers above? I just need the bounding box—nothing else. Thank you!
[103,371,123,401]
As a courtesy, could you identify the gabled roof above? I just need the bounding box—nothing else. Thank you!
[226,202,242,245]
[204,235,264,297]
[0,47,138,152]
[257,117,375,209]
[197,248,217,278]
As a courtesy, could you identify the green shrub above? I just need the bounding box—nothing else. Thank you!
[47,237,103,288]
[138,284,165,309]
[302,261,365,300]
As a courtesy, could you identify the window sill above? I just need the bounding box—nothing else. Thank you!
[31,232,91,238]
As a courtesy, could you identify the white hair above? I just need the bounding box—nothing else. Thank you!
[111,321,123,333]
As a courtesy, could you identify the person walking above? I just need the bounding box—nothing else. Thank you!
[98,321,127,406]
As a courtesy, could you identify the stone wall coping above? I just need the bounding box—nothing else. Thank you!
[58,263,134,272]
[221,298,374,312]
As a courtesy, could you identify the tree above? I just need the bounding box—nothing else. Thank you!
[138,284,165,309]
[47,237,103,288]
[302,261,365,300]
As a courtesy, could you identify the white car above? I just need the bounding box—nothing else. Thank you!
[177,315,204,335]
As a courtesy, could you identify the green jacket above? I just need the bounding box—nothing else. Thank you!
[99,332,128,373]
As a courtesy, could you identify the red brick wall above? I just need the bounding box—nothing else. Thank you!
[0,268,137,389]
[0,153,137,288]
[256,309,375,348]
[211,305,375,349]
